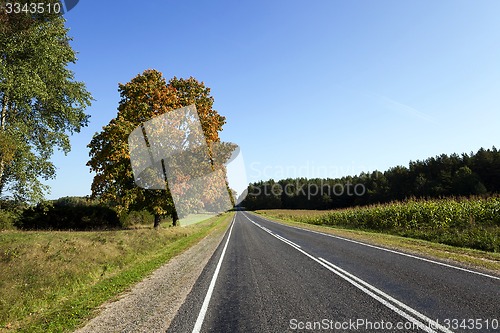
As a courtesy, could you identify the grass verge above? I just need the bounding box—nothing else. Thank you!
[255,197,500,252]
[253,210,500,276]
[0,212,233,332]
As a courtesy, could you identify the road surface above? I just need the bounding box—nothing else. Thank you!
[168,211,500,332]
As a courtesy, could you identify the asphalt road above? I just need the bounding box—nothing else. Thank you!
[168,211,500,333]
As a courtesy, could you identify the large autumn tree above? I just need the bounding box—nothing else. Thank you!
[87,70,227,227]
[0,0,92,202]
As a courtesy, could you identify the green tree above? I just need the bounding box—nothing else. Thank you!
[452,166,487,196]
[0,3,92,202]
[87,70,228,228]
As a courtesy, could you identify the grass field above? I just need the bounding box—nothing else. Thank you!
[0,213,233,332]
[257,197,500,252]
[180,213,217,227]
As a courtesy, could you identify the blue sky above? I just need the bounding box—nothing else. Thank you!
[46,0,500,199]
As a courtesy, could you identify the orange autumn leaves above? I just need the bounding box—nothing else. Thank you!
[87,70,228,222]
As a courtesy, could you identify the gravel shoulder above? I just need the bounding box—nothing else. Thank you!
[74,221,230,333]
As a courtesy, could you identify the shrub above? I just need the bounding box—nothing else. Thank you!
[120,210,153,228]
[0,200,27,230]
[17,199,120,230]
[0,210,16,230]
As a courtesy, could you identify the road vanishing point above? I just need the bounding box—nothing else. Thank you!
[168,211,499,333]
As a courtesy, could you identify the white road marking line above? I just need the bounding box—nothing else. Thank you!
[250,220,268,232]
[192,215,236,333]
[274,234,302,248]
[318,258,453,333]
[246,215,303,248]
[245,212,500,281]
[261,226,272,233]
[244,215,451,333]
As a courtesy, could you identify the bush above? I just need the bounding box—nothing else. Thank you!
[0,210,16,230]
[17,198,121,230]
[0,200,26,230]
[120,210,153,228]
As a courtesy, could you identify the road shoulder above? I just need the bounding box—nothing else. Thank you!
[74,214,232,333]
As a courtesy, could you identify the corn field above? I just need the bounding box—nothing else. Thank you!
[258,197,500,252]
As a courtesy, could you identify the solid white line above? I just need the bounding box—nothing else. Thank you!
[318,258,453,333]
[316,259,440,333]
[192,215,236,333]
[244,212,500,281]
[244,215,449,333]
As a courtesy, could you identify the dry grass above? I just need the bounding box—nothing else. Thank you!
[0,213,232,332]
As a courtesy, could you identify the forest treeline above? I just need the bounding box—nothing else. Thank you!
[241,147,500,210]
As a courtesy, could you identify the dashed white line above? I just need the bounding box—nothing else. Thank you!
[244,213,453,333]
[274,234,302,248]
[244,212,500,281]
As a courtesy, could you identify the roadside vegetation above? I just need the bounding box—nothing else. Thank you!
[257,196,500,252]
[1,11,236,333]
[0,212,233,332]
[242,147,500,210]
[243,148,500,256]
[86,70,231,228]
[254,210,500,274]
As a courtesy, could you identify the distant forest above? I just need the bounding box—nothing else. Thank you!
[241,147,500,210]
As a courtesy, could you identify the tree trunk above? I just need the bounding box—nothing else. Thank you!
[153,214,161,229]
[172,209,179,226]
[0,94,7,196]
